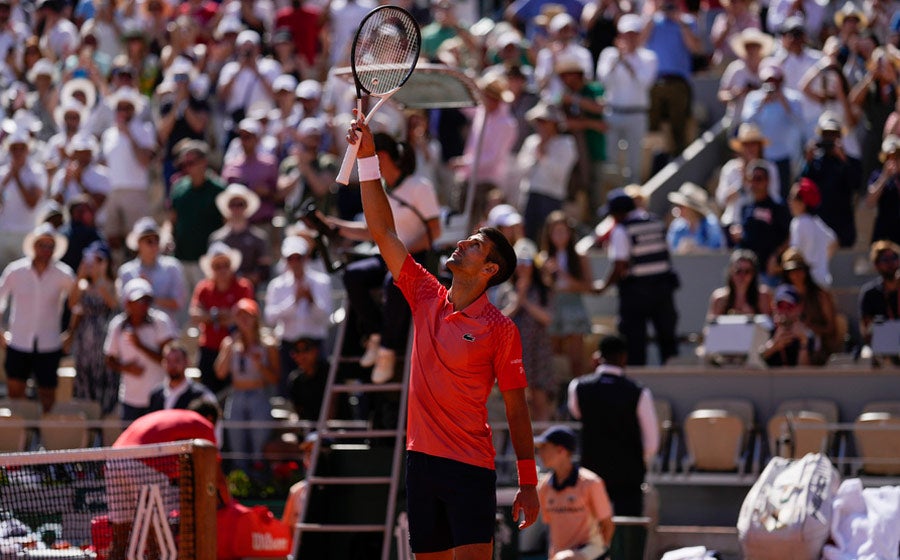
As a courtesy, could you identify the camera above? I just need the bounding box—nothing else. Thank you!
[761,82,777,94]
[297,198,339,240]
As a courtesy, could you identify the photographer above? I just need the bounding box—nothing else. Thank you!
[156,65,210,191]
[799,112,863,248]
[741,63,804,199]
[216,30,281,145]
[759,284,815,367]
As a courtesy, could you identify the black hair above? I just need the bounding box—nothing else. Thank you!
[188,398,221,425]
[598,335,627,362]
[162,340,189,359]
[478,227,516,287]
[374,133,416,177]
[725,249,762,314]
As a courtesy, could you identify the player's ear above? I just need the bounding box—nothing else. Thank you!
[482,260,499,280]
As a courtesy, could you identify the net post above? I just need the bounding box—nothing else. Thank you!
[188,439,218,560]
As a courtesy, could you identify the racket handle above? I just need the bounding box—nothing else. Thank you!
[336,140,361,185]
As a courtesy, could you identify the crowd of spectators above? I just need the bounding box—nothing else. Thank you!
[0,0,899,466]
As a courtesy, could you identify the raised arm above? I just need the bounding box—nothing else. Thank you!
[348,112,409,279]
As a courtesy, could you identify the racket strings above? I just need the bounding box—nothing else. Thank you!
[354,11,419,95]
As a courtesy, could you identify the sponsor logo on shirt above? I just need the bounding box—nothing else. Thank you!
[463,333,475,342]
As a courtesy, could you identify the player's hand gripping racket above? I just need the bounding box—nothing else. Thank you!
[335,5,421,185]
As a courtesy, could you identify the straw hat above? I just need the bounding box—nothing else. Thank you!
[534,3,566,27]
[106,86,146,113]
[477,76,513,103]
[22,222,67,261]
[780,247,810,273]
[729,123,769,151]
[667,182,714,215]
[125,216,162,251]
[215,183,261,218]
[53,98,87,130]
[199,241,242,278]
[60,78,98,110]
[834,1,869,28]
[728,28,775,60]
[554,52,584,75]
[26,58,58,84]
[525,103,563,124]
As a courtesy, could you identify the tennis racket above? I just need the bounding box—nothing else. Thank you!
[335,5,421,185]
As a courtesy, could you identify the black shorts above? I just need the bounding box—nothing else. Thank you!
[4,346,62,388]
[406,451,497,553]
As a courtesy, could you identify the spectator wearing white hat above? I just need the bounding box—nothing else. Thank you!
[117,217,188,326]
[666,182,725,254]
[769,17,824,141]
[295,78,325,120]
[189,241,254,396]
[718,28,774,128]
[264,235,332,392]
[278,117,337,218]
[99,86,156,250]
[742,63,805,197]
[210,183,272,286]
[25,58,59,142]
[45,99,87,179]
[517,103,577,242]
[0,222,75,412]
[221,118,280,227]
[216,29,282,143]
[49,133,110,212]
[267,73,303,154]
[534,12,595,102]
[167,140,225,291]
[0,128,48,271]
[0,0,30,85]
[35,0,79,61]
[105,277,177,421]
[597,14,658,183]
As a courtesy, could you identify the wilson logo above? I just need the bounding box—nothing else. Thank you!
[252,533,289,551]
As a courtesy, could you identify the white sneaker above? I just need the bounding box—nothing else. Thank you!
[371,348,396,384]
[360,334,381,367]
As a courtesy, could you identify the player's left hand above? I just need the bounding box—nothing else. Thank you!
[512,485,540,529]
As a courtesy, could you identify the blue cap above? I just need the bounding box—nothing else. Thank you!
[774,284,800,306]
[83,240,111,262]
[535,425,577,452]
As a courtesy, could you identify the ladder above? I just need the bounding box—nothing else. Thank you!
[290,299,411,560]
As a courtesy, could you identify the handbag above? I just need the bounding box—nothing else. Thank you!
[220,502,293,559]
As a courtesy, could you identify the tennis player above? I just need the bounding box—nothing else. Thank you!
[347,113,540,559]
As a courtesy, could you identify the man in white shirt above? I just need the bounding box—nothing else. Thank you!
[50,133,110,211]
[105,278,177,421]
[99,87,156,250]
[0,128,48,271]
[326,0,375,67]
[596,14,658,183]
[567,334,659,517]
[0,223,75,412]
[534,13,595,102]
[264,236,332,389]
[769,17,823,142]
[35,0,78,61]
[45,99,87,180]
[216,30,282,142]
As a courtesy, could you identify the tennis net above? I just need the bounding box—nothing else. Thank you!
[0,439,217,560]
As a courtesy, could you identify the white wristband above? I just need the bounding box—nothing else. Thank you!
[357,156,381,182]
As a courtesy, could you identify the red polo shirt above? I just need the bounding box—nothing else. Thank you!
[191,277,254,349]
[395,255,528,469]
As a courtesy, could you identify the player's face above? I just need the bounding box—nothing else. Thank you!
[446,233,493,275]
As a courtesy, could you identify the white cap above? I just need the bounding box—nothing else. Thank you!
[548,13,575,34]
[298,117,325,137]
[295,79,322,100]
[486,204,523,228]
[273,74,299,93]
[237,118,262,136]
[281,236,311,258]
[617,14,643,34]
[236,29,260,46]
[215,17,243,39]
[123,277,154,302]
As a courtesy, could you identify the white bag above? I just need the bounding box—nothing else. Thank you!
[737,453,841,560]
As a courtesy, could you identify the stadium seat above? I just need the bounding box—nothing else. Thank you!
[0,408,26,452]
[101,412,124,447]
[51,399,102,421]
[854,401,900,475]
[40,412,90,450]
[653,398,676,473]
[0,398,41,450]
[683,399,755,473]
[767,399,838,459]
